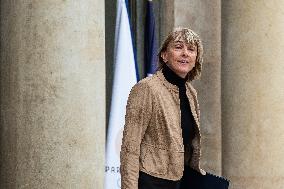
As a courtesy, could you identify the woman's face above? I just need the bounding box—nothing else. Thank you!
[161,40,197,78]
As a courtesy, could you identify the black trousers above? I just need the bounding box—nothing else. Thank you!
[138,171,181,189]
[138,167,230,189]
[138,166,200,189]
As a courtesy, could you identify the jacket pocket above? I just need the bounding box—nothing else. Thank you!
[141,144,169,175]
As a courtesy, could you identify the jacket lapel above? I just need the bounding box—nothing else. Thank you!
[186,84,201,132]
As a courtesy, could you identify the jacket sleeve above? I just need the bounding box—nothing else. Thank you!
[120,82,153,189]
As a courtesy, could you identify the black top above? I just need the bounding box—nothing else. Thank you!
[138,66,196,189]
[162,65,196,146]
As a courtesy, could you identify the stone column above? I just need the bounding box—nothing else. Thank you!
[0,1,105,188]
[222,1,284,188]
[159,0,175,42]
[173,0,222,174]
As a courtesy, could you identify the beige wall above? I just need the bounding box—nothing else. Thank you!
[0,1,105,188]
[222,1,284,188]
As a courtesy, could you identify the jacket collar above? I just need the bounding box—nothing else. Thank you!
[157,69,194,93]
[157,69,179,93]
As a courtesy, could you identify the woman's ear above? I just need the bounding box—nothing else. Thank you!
[161,51,168,63]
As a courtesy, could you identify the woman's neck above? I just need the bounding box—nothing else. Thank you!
[162,65,187,87]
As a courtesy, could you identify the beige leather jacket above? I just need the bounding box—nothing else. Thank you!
[120,70,206,189]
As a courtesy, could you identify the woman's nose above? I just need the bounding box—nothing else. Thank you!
[182,48,189,56]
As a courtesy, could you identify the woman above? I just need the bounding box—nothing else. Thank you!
[120,27,206,189]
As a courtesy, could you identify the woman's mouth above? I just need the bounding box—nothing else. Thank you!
[178,60,189,64]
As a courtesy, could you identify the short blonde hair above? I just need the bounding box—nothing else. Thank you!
[158,27,203,81]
